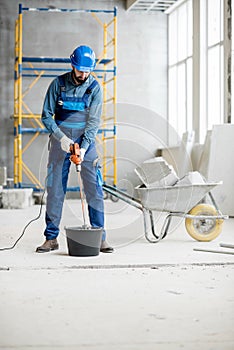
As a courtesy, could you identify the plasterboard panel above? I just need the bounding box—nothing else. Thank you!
[199,125,234,216]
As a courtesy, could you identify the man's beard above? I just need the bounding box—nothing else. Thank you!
[72,70,89,85]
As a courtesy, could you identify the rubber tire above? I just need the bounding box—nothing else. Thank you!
[103,191,109,200]
[185,204,223,242]
[110,194,119,202]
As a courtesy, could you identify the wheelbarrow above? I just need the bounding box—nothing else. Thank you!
[103,182,228,243]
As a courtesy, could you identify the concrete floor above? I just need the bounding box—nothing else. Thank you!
[0,199,234,350]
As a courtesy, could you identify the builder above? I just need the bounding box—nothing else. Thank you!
[36,45,113,254]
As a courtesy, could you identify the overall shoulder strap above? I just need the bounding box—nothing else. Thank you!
[58,73,68,95]
[83,79,99,107]
[85,79,98,94]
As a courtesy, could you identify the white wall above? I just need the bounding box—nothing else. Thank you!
[0,0,167,188]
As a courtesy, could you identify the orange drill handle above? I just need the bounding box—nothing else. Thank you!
[70,143,81,171]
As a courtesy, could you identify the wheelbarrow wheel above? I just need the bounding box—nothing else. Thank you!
[110,194,119,202]
[185,204,223,242]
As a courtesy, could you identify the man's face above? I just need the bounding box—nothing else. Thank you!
[72,66,90,84]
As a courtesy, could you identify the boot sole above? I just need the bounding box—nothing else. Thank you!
[36,246,59,253]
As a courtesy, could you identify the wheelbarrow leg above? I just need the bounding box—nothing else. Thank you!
[143,209,158,243]
[208,191,222,214]
[149,210,158,238]
[143,209,170,243]
[160,214,172,239]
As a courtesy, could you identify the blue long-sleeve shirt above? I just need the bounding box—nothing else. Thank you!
[41,71,103,150]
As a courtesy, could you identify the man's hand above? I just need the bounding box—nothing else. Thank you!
[60,135,74,153]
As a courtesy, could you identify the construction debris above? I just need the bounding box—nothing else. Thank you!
[219,243,234,249]
[194,247,234,255]
[175,171,206,186]
[1,188,33,209]
[134,157,178,188]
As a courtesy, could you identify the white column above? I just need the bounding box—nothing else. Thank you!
[192,0,201,142]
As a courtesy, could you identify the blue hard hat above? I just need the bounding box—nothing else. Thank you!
[70,45,96,72]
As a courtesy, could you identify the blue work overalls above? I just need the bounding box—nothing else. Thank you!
[44,74,105,241]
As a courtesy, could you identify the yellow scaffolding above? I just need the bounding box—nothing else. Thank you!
[14,4,117,190]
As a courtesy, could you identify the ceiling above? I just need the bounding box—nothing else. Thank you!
[126,0,179,13]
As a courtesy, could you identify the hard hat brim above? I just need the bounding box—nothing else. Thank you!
[72,64,94,72]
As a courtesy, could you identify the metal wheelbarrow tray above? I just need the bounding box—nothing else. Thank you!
[103,182,228,243]
[136,183,220,213]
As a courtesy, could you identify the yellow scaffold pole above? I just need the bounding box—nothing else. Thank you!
[18,4,23,187]
[113,7,117,186]
[14,18,19,186]
[102,22,108,184]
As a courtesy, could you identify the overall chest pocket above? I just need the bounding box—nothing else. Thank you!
[62,100,86,111]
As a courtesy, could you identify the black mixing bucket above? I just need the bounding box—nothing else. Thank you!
[65,226,102,257]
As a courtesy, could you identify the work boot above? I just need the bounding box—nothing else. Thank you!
[36,239,59,253]
[100,240,114,253]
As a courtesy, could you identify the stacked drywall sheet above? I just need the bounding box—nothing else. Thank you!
[160,131,195,178]
[198,124,234,216]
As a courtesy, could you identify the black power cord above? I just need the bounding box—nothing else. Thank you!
[0,189,46,251]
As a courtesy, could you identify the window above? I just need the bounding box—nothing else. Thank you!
[200,0,224,141]
[168,0,193,145]
[168,0,225,144]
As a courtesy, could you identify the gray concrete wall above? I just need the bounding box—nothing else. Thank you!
[0,0,167,188]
